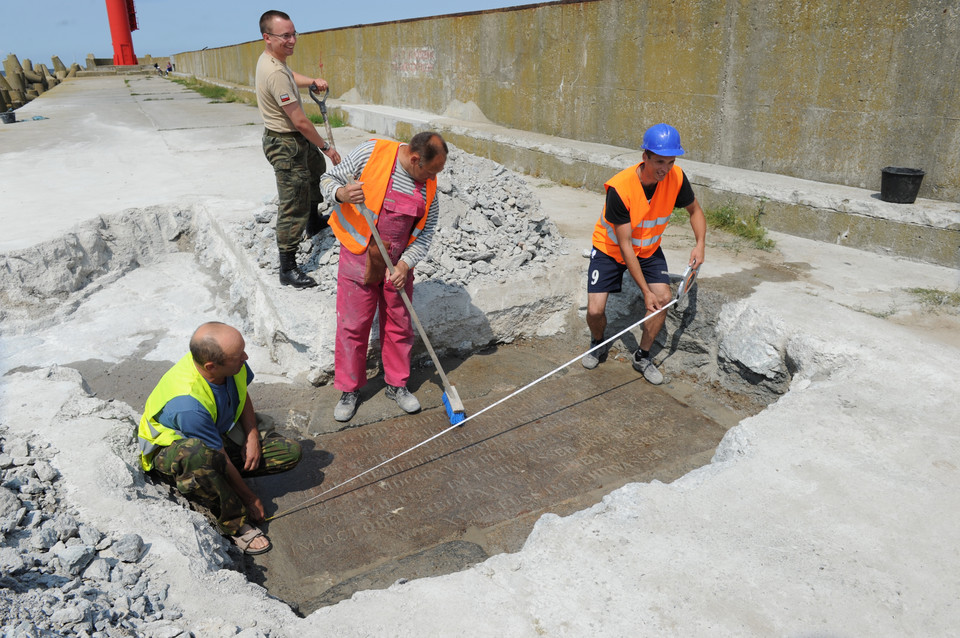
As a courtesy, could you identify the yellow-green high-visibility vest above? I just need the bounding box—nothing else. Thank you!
[137,353,248,470]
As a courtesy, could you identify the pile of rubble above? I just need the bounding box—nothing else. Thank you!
[0,429,193,637]
[0,365,291,637]
[235,144,567,292]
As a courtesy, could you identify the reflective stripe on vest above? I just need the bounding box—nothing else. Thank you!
[591,163,683,264]
[329,139,437,255]
[137,353,249,471]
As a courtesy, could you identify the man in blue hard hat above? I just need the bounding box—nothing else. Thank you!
[581,123,706,384]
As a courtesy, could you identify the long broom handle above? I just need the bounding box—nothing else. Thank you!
[346,177,456,393]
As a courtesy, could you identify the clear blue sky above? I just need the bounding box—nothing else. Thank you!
[1,0,525,67]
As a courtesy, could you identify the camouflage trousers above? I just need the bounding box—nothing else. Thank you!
[262,130,327,254]
[149,427,302,536]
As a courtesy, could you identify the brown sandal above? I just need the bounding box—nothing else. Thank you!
[233,525,272,555]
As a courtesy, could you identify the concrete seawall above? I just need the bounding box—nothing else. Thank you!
[172,0,960,204]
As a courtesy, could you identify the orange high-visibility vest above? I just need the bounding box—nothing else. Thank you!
[330,139,437,255]
[591,163,683,263]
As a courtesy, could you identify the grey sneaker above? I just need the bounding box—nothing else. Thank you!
[632,351,663,385]
[334,391,359,422]
[581,338,608,370]
[385,385,421,413]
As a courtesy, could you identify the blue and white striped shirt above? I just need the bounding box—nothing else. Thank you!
[320,140,439,269]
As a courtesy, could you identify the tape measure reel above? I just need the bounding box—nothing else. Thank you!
[675,263,701,300]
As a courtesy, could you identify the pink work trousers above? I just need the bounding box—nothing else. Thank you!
[334,205,419,392]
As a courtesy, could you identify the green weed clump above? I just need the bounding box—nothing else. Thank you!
[669,203,774,250]
[907,287,960,310]
[171,77,241,103]
[703,203,775,251]
[308,112,345,128]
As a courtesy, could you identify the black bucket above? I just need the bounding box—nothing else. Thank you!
[0,111,15,124]
[880,166,924,204]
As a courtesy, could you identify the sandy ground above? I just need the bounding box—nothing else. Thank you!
[2,76,960,636]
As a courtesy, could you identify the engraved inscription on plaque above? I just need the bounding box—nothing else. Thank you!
[254,367,726,608]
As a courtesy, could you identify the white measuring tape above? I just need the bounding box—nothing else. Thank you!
[266,264,700,521]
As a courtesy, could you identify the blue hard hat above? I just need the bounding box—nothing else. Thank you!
[641,123,685,156]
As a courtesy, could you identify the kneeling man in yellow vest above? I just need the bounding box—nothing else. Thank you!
[138,322,302,555]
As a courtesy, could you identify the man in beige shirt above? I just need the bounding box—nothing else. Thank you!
[256,10,342,288]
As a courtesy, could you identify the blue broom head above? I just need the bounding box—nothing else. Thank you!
[443,393,466,426]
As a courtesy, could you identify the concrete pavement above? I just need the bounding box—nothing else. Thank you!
[2,75,960,636]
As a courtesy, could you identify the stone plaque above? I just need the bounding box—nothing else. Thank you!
[249,365,726,612]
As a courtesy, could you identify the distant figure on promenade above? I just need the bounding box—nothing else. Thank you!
[255,9,342,288]
[582,123,706,384]
[165,62,172,75]
[320,132,448,422]
[137,322,302,555]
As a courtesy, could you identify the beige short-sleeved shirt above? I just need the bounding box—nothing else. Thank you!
[255,52,302,133]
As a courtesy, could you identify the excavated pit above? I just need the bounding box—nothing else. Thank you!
[64,312,764,616]
[0,154,794,616]
[242,353,753,615]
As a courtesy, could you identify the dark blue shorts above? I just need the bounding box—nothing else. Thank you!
[587,246,670,293]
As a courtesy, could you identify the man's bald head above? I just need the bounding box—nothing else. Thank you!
[190,322,243,366]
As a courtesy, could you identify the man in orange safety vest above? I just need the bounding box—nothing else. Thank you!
[582,123,706,384]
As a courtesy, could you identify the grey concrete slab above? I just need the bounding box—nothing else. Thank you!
[136,95,261,132]
[0,76,275,253]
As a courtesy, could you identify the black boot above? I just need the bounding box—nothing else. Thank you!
[279,252,317,288]
[306,206,329,237]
